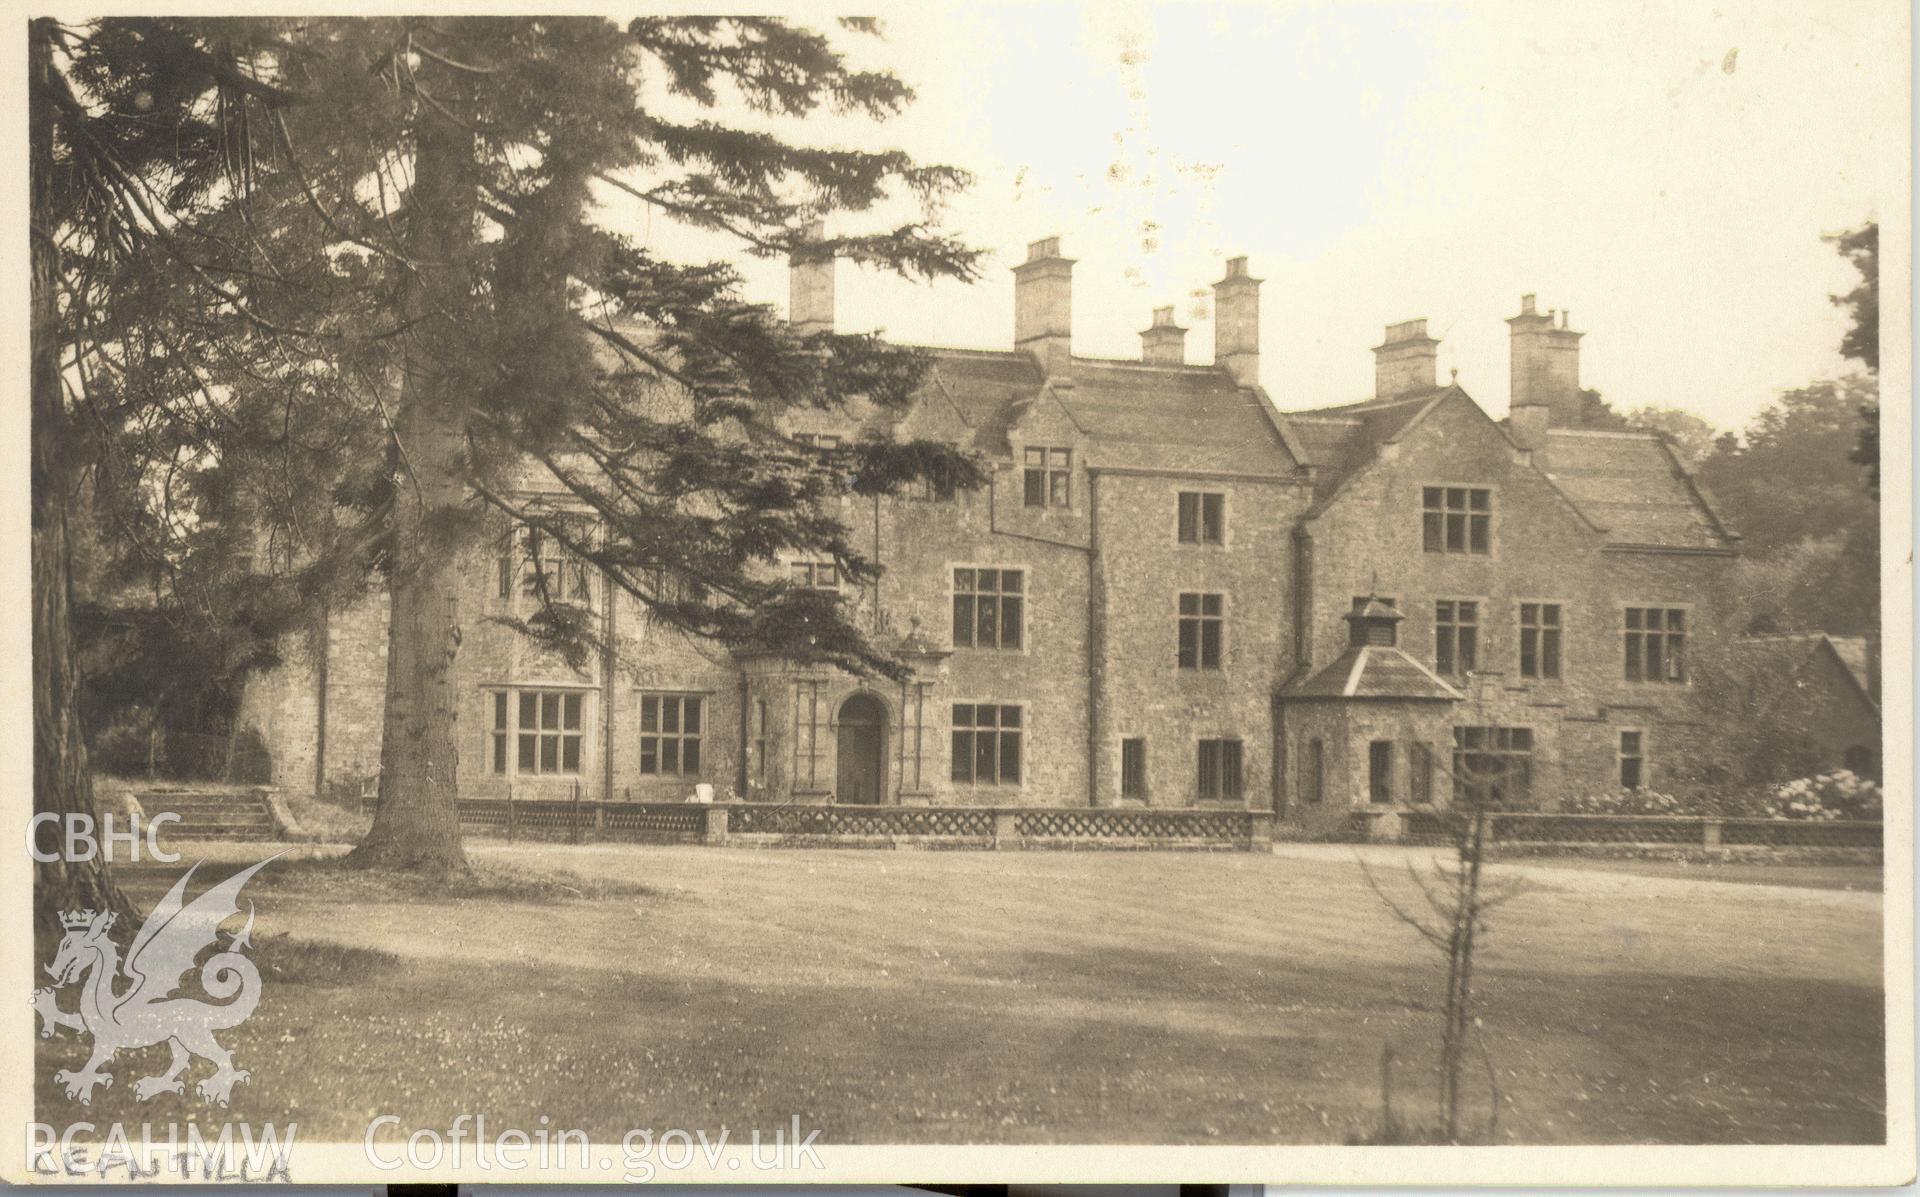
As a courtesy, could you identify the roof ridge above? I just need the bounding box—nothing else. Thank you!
[1545,426,1666,441]
[1290,390,1447,416]
[902,342,1031,358]
[1066,354,1227,373]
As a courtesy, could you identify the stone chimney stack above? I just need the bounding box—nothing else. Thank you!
[1013,236,1074,373]
[1508,402,1550,455]
[1212,256,1262,387]
[1372,319,1439,397]
[1140,306,1188,365]
[789,220,835,335]
[1508,293,1584,428]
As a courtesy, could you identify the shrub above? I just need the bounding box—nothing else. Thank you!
[1561,787,1692,817]
[1756,770,1883,821]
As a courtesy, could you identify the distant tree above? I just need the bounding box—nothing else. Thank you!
[1567,390,1719,463]
[1698,376,1879,636]
[1697,377,1878,551]
[1827,222,1879,496]
[1830,222,1878,373]
[1621,405,1718,464]
[1722,534,1879,639]
[1574,387,1628,430]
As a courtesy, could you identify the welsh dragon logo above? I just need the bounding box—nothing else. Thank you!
[34,855,280,1107]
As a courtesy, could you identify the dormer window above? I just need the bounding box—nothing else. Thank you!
[1423,486,1491,554]
[1177,492,1225,544]
[499,525,594,605]
[1024,447,1071,508]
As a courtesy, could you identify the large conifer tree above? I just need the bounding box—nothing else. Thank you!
[37,17,985,881]
[31,16,308,932]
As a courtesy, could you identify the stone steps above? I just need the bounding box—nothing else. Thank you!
[135,788,288,841]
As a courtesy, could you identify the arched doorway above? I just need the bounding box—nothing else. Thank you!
[836,693,888,805]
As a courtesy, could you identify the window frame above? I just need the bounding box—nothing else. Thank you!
[1197,738,1244,802]
[1434,597,1481,677]
[1177,591,1227,671]
[1618,727,1647,790]
[1176,490,1227,546]
[1421,485,1493,555]
[950,565,1027,651]
[1517,599,1566,680]
[789,560,841,591]
[951,702,1024,786]
[1120,737,1148,800]
[499,523,596,608]
[1451,725,1534,807]
[639,692,706,777]
[1622,603,1690,685]
[487,686,590,777]
[1023,446,1073,509]
[1410,742,1435,806]
[754,698,770,787]
[1368,740,1395,805]
[1302,739,1325,805]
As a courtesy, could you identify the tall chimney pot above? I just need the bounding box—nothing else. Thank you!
[1508,293,1584,431]
[789,219,835,335]
[1372,318,1440,398]
[1013,236,1074,374]
[1140,305,1188,365]
[1212,256,1262,387]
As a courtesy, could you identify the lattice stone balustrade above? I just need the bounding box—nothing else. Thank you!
[1392,809,1881,851]
[455,798,1271,850]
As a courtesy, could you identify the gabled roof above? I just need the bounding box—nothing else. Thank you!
[1543,429,1736,550]
[917,349,1300,474]
[1276,386,1734,550]
[1282,385,1487,515]
[1827,636,1877,700]
[1739,633,1880,713]
[1281,644,1466,702]
[920,348,1044,454]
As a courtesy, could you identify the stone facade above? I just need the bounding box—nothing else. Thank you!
[241,237,1749,829]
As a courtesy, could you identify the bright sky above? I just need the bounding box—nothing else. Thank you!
[613,2,1906,433]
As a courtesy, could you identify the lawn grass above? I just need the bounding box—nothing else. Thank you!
[35,842,1883,1146]
[1505,855,1883,892]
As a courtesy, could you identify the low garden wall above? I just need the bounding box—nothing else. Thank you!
[1389,809,1882,851]
[455,796,1272,851]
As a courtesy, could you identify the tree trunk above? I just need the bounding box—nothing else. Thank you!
[30,21,139,936]
[346,60,477,874]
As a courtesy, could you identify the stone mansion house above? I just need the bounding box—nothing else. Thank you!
[240,235,1749,831]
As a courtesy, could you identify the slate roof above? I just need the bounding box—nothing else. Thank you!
[1542,429,1734,550]
[1282,388,1453,506]
[919,349,1299,474]
[784,328,1733,549]
[1282,644,1466,702]
[1279,387,1734,550]
[918,348,1043,454]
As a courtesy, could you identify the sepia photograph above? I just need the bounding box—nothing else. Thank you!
[11,2,1912,1185]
